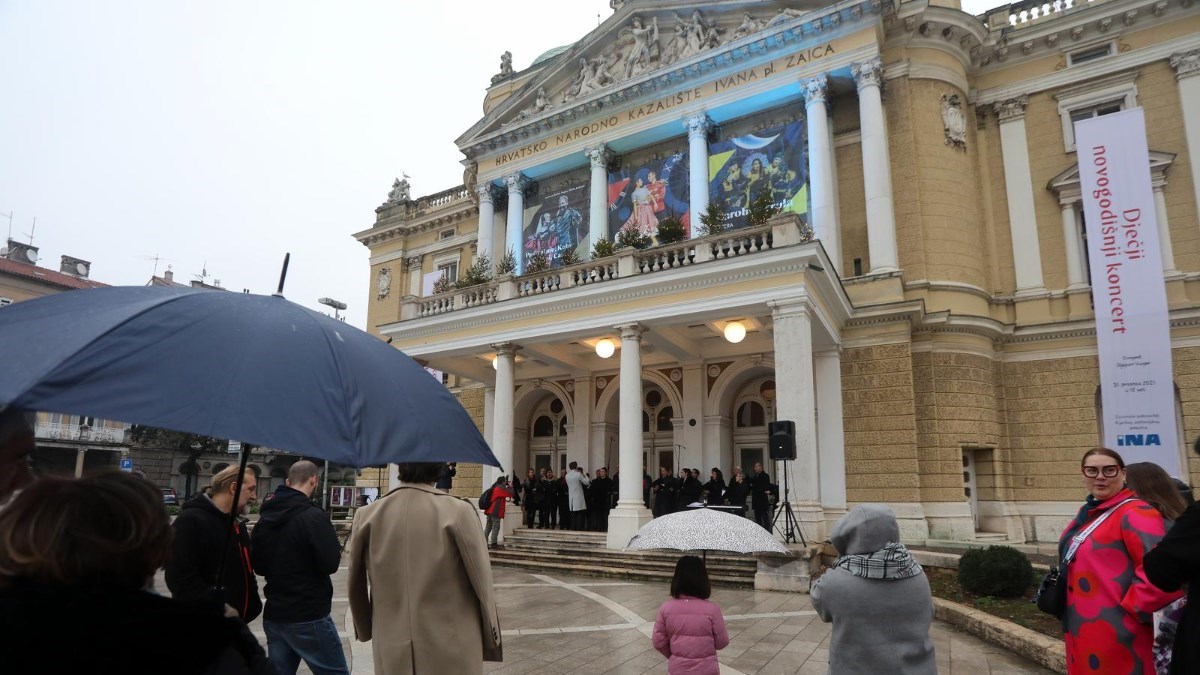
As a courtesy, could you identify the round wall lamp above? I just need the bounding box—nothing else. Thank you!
[595,338,616,358]
[491,356,499,370]
[723,321,747,344]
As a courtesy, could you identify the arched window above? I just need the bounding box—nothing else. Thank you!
[657,406,674,432]
[212,463,230,474]
[533,415,556,437]
[736,401,766,428]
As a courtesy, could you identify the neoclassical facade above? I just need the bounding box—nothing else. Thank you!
[355,0,1200,548]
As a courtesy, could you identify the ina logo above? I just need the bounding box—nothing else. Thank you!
[1117,434,1161,446]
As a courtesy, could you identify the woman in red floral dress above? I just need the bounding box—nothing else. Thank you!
[1060,448,1183,674]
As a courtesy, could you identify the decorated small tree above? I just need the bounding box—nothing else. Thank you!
[495,247,517,276]
[432,272,453,295]
[698,200,728,237]
[525,249,550,274]
[559,247,582,267]
[591,237,617,259]
[747,189,781,226]
[456,253,493,288]
[616,226,651,250]
[656,214,687,245]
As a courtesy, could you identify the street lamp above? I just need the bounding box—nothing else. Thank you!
[318,297,347,322]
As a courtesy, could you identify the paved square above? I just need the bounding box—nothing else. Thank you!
[154,562,1058,674]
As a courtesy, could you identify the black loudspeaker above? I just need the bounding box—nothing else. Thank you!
[768,420,796,460]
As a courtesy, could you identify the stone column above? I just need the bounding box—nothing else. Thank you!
[491,343,520,538]
[476,182,497,263]
[685,114,713,238]
[852,57,899,274]
[814,349,847,529]
[608,322,652,549]
[483,387,496,487]
[994,96,1046,295]
[1171,51,1200,225]
[802,75,839,272]
[504,173,530,275]
[1059,202,1088,290]
[769,298,824,543]
[1154,186,1180,276]
[572,377,598,470]
[74,448,87,478]
[586,144,612,253]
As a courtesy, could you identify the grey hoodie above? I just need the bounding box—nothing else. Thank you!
[810,504,937,675]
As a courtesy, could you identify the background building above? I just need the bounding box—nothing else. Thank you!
[356,0,1200,547]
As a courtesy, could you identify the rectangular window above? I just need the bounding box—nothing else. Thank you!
[437,262,458,282]
[439,229,455,240]
[1056,72,1137,151]
[1067,43,1114,67]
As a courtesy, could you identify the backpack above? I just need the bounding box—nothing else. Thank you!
[478,487,493,510]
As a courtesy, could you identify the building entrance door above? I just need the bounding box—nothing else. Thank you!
[740,447,764,472]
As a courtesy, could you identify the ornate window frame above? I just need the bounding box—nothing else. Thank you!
[1055,70,1139,152]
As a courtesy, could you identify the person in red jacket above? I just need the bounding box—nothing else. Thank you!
[483,477,514,549]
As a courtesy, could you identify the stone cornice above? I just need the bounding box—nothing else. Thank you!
[1171,49,1200,79]
[353,204,479,248]
[459,0,883,160]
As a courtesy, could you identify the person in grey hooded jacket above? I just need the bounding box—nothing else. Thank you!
[810,504,936,675]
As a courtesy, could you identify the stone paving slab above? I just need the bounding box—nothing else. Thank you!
[154,561,1058,675]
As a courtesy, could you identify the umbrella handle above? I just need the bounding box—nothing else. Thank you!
[214,444,252,599]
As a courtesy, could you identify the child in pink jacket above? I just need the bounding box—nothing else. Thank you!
[652,556,730,675]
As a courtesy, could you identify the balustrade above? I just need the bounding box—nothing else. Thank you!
[708,224,774,260]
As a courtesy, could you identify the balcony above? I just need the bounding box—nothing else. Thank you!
[987,0,1112,29]
[402,214,814,321]
[36,422,129,445]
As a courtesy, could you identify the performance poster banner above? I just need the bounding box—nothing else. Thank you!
[1076,108,1181,476]
[607,149,691,241]
[707,120,808,231]
[523,181,589,268]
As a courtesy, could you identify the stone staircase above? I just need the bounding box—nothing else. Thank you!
[488,527,758,587]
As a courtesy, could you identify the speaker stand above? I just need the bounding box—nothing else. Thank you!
[771,460,807,546]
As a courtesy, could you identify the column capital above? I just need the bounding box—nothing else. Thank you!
[993,96,1029,123]
[504,173,531,194]
[615,322,646,340]
[401,255,423,271]
[813,346,843,359]
[490,342,521,357]
[851,56,883,91]
[1170,50,1200,80]
[475,181,499,204]
[585,144,613,169]
[768,297,812,319]
[800,74,829,106]
[683,114,713,139]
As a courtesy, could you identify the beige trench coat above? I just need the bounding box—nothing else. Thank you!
[348,482,502,674]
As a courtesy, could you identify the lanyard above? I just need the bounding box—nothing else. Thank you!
[1064,498,1137,564]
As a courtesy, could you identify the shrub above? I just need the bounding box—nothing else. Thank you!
[559,247,581,267]
[591,237,616,259]
[495,247,517,275]
[656,214,687,245]
[616,226,651,250]
[525,250,550,274]
[431,273,453,295]
[698,200,728,237]
[747,189,781,226]
[166,505,182,517]
[957,545,1033,598]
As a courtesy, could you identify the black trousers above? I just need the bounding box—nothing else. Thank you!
[754,503,773,531]
[541,503,556,528]
[590,507,610,532]
[524,502,540,528]
[558,502,570,529]
[570,510,588,531]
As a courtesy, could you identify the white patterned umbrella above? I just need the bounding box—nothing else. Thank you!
[625,507,789,555]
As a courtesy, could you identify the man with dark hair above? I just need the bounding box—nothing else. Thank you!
[651,467,679,519]
[251,460,347,675]
[436,462,457,492]
[750,462,773,532]
[565,461,590,530]
[521,468,543,529]
[539,468,558,529]
[166,465,262,622]
[349,461,501,672]
[0,409,36,510]
[556,468,571,530]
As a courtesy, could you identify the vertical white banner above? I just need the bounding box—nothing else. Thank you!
[1076,108,1181,476]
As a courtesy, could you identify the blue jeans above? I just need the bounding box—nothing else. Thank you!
[263,615,349,675]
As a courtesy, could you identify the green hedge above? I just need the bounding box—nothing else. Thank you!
[957,545,1033,598]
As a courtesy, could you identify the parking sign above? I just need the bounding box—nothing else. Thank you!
[119,458,133,472]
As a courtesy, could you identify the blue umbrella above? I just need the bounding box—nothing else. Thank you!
[0,285,501,469]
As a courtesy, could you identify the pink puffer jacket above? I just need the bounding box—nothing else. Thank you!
[652,596,729,675]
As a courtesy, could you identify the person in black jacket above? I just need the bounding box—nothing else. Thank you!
[725,472,750,516]
[521,468,543,529]
[750,462,774,531]
[251,460,347,675]
[166,465,262,622]
[0,472,271,675]
[651,467,679,518]
[588,467,614,532]
[556,469,572,530]
[704,468,726,507]
[1144,444,1200,674]
[539,468,558,529]
[435,462,456,491]
[678,468,702,509]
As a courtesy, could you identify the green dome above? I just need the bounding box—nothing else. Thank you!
[531,43,573,67]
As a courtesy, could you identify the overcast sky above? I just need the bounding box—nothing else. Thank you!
[0,0,1001,327]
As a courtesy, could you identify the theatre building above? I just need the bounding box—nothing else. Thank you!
[355,0,1200,549]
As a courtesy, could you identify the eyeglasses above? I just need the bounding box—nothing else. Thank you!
[1082,465,1121,478]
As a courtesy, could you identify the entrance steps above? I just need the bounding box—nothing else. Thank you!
[489,527,757,587]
